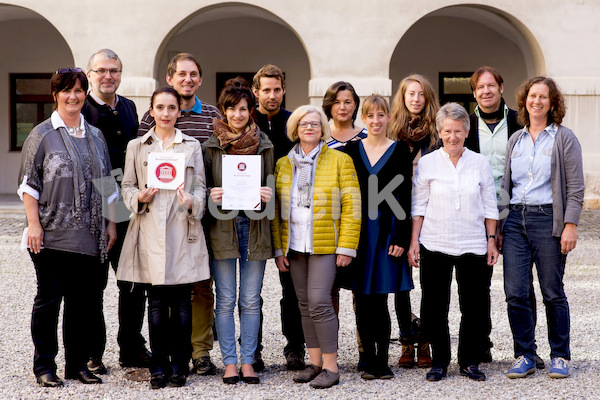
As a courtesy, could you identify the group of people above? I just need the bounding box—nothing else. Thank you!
[18,48,584,390]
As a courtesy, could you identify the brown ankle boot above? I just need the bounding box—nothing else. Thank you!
[417,342,432,368]
[398,343,415,368]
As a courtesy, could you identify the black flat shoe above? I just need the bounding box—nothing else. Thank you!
[240,370,260,384]
[36,372,64,387]
[65,369,102,384]
[425,367,447,382]
[460,365,486,381]
[150,373,169,389]
[222,375,240,384]
[169,373,186,387]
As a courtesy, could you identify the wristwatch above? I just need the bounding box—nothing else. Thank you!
[487,234,497,240]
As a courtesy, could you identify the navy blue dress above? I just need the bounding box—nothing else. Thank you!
[343,140,413,294]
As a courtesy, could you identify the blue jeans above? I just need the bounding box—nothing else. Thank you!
[503,205,570,360]
[212,216,266,365]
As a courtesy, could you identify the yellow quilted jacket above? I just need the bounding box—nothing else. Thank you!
[272,144,361,256]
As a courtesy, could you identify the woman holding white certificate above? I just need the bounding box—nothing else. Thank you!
[202,77,274,385]
[118,87,210,389]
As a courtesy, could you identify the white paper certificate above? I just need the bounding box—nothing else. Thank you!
[221,154,261,210]
[147,152,185,190]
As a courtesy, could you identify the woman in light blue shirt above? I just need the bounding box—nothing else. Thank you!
[501,76,584,380]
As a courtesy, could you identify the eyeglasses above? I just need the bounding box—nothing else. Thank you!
[91,68,122,76]
[56,67,82,74]
[298,121,321,128]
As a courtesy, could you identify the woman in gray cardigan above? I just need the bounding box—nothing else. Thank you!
[500,76,584,380]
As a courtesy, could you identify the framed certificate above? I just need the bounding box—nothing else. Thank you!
[221,154,261,210]
[147,152,185,190]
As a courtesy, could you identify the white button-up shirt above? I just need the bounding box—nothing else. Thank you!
[412,148,498,256]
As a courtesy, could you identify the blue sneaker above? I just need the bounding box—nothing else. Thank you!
[507,355,535,378]
[549,357,570,378]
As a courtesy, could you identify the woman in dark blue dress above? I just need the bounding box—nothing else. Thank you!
[344,94,412,379]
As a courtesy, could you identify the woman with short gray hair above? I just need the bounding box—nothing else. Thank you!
[408,102,499,382]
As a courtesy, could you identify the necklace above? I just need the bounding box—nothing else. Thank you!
[67,126,84,137]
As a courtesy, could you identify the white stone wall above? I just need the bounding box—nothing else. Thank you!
[0,0,598,205]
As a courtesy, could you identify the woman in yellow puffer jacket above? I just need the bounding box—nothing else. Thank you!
[272,105,361,389]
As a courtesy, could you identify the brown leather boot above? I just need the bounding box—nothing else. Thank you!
[398,343,415,368]
[417,342,432,368]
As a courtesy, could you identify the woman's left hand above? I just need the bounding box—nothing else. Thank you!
[106,221,117,251]
[260,186,272,203]
[388,245,405,258]
[487,238,499,266]
[336,254,353,267]
[177,187,192,210]
[560,223,578,254]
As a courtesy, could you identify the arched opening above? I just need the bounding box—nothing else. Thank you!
[0,4,74,193]
[389,5,545,111]
[153,3,311,111]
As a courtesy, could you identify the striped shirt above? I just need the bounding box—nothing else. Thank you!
[326,128,367,151]
[138,98,221,144]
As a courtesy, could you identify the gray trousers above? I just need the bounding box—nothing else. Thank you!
[288,251,338,353]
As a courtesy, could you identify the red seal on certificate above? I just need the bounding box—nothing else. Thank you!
[156,163,176,183]
[237,162,247,171]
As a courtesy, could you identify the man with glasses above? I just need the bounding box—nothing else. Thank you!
[82,49,151,374]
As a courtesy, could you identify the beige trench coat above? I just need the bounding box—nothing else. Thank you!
[117,128,210,285]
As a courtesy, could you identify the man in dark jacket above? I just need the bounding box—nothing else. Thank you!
[82,49,151,374]
[251,64,305,371]
[466,66,542,369]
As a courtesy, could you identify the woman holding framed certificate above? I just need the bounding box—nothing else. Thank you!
[118,87,210,389]
[272,105,361,389]
[202,78,274,385]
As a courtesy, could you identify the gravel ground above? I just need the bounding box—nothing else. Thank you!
[1,213,599,400]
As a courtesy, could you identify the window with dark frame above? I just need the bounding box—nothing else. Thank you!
[439,72,476,113]
[10,73,54,151]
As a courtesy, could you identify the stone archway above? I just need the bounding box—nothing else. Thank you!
[152,3,311,110]
[389,4,545,110]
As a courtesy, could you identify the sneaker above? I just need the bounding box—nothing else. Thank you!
[192,356,216,376]
[549,357,569,378]
[309,369,339,389]
[507,355,535,378]
[286,351,306,371]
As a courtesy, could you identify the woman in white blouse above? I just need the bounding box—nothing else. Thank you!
[407,102,499,382]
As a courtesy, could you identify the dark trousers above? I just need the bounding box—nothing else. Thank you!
[355,293,391,369]
[148,284,193,376]
[503,206,570,360]
[279,270,305,355]
[89,221,148,360]
[117,280,150,355]
[394,290,414,341]
[30,249,105,376]
[420,246,488,368]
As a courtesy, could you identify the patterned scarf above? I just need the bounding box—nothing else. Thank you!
[401,114,430,147]
[214,118,261,155]
[58,125,108,261]
[290,141,324,208]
